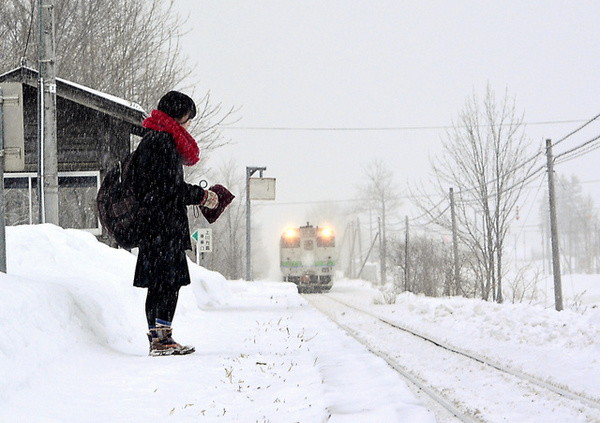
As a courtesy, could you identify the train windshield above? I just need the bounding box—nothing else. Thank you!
[281,237,300,248]
[316,236,335,247]
[316,227,335,247]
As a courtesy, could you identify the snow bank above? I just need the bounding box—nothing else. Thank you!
[1,224,232,398]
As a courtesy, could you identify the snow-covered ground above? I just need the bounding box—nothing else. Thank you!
[0,225,601,422]
[328,279,600,400]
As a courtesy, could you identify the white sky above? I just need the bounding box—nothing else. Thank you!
[176,1,600,272]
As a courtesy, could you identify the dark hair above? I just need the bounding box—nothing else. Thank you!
[157,91,197,120]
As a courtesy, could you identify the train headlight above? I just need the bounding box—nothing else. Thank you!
[281,227,301,248]
[319,227,333,238]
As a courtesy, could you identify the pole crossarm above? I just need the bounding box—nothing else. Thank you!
[247,166,267,178]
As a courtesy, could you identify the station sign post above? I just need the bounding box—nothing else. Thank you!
[191,228,212,266]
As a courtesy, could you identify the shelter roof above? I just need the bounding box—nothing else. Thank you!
[0,66,146,129]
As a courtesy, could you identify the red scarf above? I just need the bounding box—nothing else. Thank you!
[142,109,200,166]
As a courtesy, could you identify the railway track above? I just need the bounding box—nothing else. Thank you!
[305,293,599,423]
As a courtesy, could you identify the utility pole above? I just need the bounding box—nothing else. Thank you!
[404,216,410,292]
[245,166,267,281]
[545,139,563,311]
[356,217,362,273]
[347,221,356,278]
[378,217,386,285]
[357,231,379,280]
[38,0,59,224]
[0,87,7,272]
[449,188,460,293]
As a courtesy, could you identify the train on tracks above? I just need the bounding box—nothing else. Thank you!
[280,223,337,293]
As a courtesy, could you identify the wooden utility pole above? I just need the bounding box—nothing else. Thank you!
[404,216,410,292]
[378,217,384,284]
[356,217,363,275]
[545,139,563,311]
[357,231,379,280]
[449,188,460,293]
[347,221,356,278]
[245,166,268,281]
[38,0,59,224]
[0,88,6,272]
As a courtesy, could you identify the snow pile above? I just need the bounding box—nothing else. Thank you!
[0,224,232,411]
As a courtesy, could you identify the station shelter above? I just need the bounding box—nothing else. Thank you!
[0,66,146,243]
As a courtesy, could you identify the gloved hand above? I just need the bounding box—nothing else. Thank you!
[199,184,235,224]
[201,189,219,209]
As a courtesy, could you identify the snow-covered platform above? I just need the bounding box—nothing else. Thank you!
[0,225,434,422]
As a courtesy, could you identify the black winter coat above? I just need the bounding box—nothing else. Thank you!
[128,129,204,289]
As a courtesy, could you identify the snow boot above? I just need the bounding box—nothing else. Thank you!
[148,320,195,357]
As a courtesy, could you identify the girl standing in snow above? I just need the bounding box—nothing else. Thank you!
[129,91,219,356]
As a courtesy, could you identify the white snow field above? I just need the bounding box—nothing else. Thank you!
[0,224,600,422]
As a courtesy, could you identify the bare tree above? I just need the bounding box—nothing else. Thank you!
[411,85,536,302]
[192,160,246,280]
[539,173,599,274]
[355,159,403,285]
[0,0,235,156]
[387,235,454,297]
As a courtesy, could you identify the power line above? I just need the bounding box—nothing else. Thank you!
[564,144,600,163]
[508,172,548,251]
[21,1,37,60]
[554,135,600,163]
[417,204,451,227]
[449,131,599,202]
[411,197,449,223]
[454,149,543,199]
[551,114,600,148]
[555,143,600,166]
[253,174,597,208]
[219,118,594,132]
[254,198,360,206]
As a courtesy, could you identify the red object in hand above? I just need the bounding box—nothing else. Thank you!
[199,184,235,224]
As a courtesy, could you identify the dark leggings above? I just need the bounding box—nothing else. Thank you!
[145,285,180,328]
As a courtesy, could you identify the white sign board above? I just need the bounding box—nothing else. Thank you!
[192,228,212,253]
[249,177,276,200]
[0,82,25,171]
[198,228,213,252]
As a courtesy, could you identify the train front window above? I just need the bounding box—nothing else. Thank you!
[316,226,335,247]
[316,236,335,247]
[281,237,300,248]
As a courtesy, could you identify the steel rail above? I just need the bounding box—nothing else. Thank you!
[305,295,483,423]
[323,294,599,410]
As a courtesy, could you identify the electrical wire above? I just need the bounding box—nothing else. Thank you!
[509,172,548,251]
[455,132,599,203]
[554,135,600,163]
[551,115,600,148]
[219,119,595,133]
[414,204,452,227]
[454,149,544,199]
[555,143,599,166]
[21,0,37,60]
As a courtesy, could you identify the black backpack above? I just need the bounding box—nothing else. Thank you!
[96,152,143,249]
